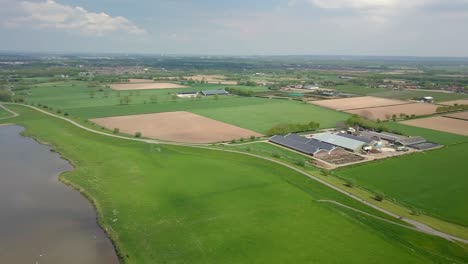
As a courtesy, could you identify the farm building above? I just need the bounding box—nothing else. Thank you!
[359,131,428,147]
[201,89,229,96]
[269,134,336,156]
[312,133,368,153]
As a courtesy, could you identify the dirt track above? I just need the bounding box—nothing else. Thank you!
[110,82,187,90]
[91,111,262,143]
[401,116,468,136]
[310,96,409,111]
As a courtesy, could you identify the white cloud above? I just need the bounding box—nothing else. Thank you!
[6,0,147,36]
[305,0,429,9]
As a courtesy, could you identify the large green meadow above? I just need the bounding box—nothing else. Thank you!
[24,81,349,133]
[0,107,11,118]
[2,105,467,263]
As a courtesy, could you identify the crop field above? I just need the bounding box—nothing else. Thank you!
[337,143,468,226]
[401,116,468,136]
[383,122,468,146]
[191,100,350,133]
[24,81,349,133]
[444,111,468,121]
[310,96,410,111]
[26,81,233,109]
[92,111,262,143]
[370,90,468,102]
[3,105,467,264]
[347,103,438,120]
[440,100,468,106]
[110,82,187,90]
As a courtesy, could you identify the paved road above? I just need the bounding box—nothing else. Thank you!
[2,103,467,244]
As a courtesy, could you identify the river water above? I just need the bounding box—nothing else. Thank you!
[0,125,118,264]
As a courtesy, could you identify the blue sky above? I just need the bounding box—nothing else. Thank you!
[0,0,467,56]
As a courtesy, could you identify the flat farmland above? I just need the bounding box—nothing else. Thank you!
[347,103,438,120]
[445,111,468,120]
[4,105,467,264]
[439,100,468,106]
[110,82,187,90]
[310,96,409,111]
[337,143,468,225]
[91,111,262,143]
[191,100,350,133]
[401,116,468,136]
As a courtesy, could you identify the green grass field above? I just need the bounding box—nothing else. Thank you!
[192,100,349,133]
[0,106,11,118]
[337,143,468,226]
[2,105,466,264]
[25,81,349,133]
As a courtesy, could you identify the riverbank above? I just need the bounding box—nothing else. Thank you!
[0,124,118,263]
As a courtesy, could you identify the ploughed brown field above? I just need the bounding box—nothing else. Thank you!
[91,111,263,143]
[185,75,238,85]
[401,116,468,136]
[443,111,468,121]
[110,82,187,90]
[346,103,438,120]
[439,100,468,106]
[310,96,410,111]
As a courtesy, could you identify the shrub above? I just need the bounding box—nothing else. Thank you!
[56,109,62,114]
[374,191,385,202]
[272,153,281,158]
[64,112,69,116]
[321,169,331,176]
[343,178,355,188]
[250,135,256,141]
[113,128,120,134]
[231,139,236,144]
[295,160,306,167]
[239,138,244,142]
[135,132,142,138]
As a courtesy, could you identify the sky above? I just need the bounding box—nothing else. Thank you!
[0,0,467,56]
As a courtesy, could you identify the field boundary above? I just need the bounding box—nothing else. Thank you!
[3,103,467,244]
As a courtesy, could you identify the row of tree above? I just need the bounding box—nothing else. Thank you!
[436,104,468,113]
[225,87,254,97]
[266,121,320,136]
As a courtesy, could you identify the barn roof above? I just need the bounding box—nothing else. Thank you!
[313,133,366,151]
[201,89,229,96]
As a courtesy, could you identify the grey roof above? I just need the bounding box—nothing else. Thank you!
[269,135,320,155]
[360,131,403,142]
[201,89,229,96]
[285,134,336,151]
[409,142,440,150]
[397,136,427,146]
[337,133,374,144]
[313,133,366,151]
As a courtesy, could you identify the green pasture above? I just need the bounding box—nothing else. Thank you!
[337,143,468,226]
[2,105,466,264]
[192,100,350,133]
[0,106,11,118]
[24,81,349,133]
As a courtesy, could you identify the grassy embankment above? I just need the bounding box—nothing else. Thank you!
[1,104,467,264]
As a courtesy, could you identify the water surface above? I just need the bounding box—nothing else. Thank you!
[0,125,118,264]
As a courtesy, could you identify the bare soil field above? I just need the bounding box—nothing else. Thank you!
[401,116,468,136]
[127,79,155,83]
[185,75,238,85]
[110,82,187,90]
[91,111,262,143]
[347,103,438,120]
[310,96,409,111]
[439,100,468,106]
[443,111,468,121]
